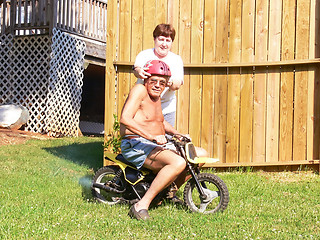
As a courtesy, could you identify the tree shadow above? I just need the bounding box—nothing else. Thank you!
[44,141,104,202]
[44,141,104,170]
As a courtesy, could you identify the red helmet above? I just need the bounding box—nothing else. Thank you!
[144,60,171,77]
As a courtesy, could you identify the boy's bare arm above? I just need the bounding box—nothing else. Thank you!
[163,120,179,136]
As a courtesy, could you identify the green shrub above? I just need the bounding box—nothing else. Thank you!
[104,114,121,153]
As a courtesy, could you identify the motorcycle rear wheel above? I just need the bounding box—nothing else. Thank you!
[92,165,125,205]
[184,173,229,214]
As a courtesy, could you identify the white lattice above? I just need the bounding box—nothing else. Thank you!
[0,34,51,133]
[0,34,14,104]
[0,29,86,137]
[45,29,85,137]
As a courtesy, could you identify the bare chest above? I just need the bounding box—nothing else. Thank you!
[138,97,164,122]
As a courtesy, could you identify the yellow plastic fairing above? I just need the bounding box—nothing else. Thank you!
[113,158,149,185]
[185,142,219,164]
[189,157,220,164]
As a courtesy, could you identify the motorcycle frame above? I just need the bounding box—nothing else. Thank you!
[112,137,221,201]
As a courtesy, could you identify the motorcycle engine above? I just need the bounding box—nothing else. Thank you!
[134,182,150,198]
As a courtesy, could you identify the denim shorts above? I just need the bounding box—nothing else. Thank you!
[120,136,176,169]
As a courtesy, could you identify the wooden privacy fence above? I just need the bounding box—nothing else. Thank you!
[105,0,320,168]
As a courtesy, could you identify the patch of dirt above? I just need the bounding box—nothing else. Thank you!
[0,128,52,146]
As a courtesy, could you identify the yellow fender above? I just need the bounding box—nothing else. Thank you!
[185,142,220,164]
[189,157,220,164]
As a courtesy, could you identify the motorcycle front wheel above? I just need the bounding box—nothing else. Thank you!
[92,165,126,205]
[184,173,229,214]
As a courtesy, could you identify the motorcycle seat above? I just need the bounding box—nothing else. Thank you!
[116,154,138,168]
[116,154,151,172]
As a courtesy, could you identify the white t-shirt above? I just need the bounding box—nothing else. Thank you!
[134,48,184,115]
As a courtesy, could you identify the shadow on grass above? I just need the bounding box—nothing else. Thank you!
[44,141,104,202]
[44,141,104,170]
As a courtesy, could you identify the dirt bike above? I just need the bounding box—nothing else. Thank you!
[91,134,229,214]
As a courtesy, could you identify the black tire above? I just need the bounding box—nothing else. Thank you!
[183,173,229,214]
[92,165,125,205]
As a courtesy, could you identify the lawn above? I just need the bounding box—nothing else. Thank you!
[0,137,319,239]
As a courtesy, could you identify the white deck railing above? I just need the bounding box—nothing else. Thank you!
[0,0,107,42]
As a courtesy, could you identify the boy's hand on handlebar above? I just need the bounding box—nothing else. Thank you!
[173,134,192,142]
[183,134,192,141]
[153,135,167,145]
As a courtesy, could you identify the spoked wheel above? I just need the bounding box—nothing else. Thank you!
[184,173,229,214]
[92,165,126,205]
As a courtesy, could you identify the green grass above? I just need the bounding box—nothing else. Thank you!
[0,137,319,239]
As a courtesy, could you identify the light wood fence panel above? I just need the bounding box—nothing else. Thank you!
[311,0,320,160]
[279,0,295,162]
[226,0,241,163]
[130,0,143,88]
[201,0,216,157]
[239,0,255,163]
[213,0,229,162]
[293,0,310,161]
[117,0,132,115]
[308,0,316,160]
[143,0,156,50]
[105,0,320,169]
[176,0,191,133]
[189,0,203,146]
[253,0,268,163]
[266,0,281,163]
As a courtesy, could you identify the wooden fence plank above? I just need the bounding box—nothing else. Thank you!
[313,0,320,159]
[279,67,294,162]
[293,0,310,161]
[143,0,156,49]
[203,0,216,63]
[201,70,215,156]
[201,0,216,156]
[117,67,131,116]
[189,71,202,145]
[266,0,281,162]
[314,64,320,160]
[189,0,204,145]
[119,0,131,62]
[226,0,241,163]
[167,0,180,117]
[176,0,191,134]
[190,0,203,64]
[239,0,255,163]
[167,0,179,54]
[105,0,118,137]
[307,0,316,160]
[117,0,132,115]
[131,0,143,87]
[279,0,295,162]
[156,0,167,24]
[213,0,229,162]
[253,0,268,163]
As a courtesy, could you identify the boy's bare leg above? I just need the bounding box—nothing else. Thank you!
[134,148,186,211]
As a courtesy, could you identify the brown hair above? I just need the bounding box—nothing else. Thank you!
[153,24,176,42]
